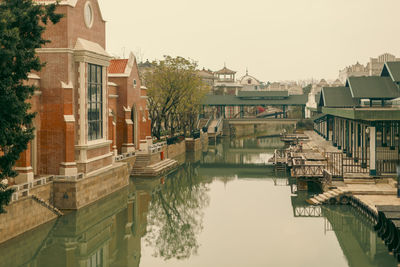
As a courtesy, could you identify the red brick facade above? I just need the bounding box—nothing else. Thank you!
[108,53,151,153]
[14,0,150,183]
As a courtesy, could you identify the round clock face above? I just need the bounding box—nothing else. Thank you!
[84,2,93,28]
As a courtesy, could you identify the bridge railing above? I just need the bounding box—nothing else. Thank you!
[215,117,223,134]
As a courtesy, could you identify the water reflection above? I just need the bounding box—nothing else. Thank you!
[0,136,398,267]
[144,162,210,260]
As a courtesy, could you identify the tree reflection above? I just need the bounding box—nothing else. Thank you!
[145,162,210,260]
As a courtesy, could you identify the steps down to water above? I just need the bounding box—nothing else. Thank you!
[131,159,179,177]
[306,188,350,205]
[31,195,63,216]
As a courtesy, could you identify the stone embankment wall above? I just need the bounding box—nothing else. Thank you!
[185,138,202,152]
[0,184,57,244]
[0,218,57,265]
[166,140,186,159]
[53,162,129,210]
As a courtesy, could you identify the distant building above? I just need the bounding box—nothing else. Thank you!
[266,81,303,95]
[239,69,261,91]
[305,79,343,118]
[369,53,400,76]
[339,62,369,83]
[197,68,216,87]
[213,65,242,95]
[339,53,400,83]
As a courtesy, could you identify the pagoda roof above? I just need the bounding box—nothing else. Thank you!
[215,67,236,75]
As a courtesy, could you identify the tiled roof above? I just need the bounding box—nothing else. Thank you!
[215,67,236,75]
[382,62,400,83]
[346,76,400,99]
[109,59,128,74]
[321,87,356,108]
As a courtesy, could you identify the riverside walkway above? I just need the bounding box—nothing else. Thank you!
[300,130,398,214]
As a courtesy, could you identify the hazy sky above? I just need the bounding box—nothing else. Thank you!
[98,0,400,82]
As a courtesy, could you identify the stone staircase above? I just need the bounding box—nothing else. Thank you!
[131,159,179,177]
[306,188,349,205]
[31,195,63,216]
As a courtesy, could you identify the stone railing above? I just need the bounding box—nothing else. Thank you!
[115,151,136,162]
[137,141,166,155]
[11,175,54,202]
[54,173,84,182]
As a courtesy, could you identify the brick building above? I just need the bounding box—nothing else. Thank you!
[14,0,150,184]
[108,53,151,154]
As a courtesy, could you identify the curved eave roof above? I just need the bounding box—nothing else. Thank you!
[215,67,236,75]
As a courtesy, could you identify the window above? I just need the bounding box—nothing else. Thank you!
[88,64,103,141]
[133,79,137,88]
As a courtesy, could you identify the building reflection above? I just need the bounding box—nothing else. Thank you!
[0,177,154,267]
[290,192,398,267]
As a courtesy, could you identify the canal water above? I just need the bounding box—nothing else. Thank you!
[0,136,398,267]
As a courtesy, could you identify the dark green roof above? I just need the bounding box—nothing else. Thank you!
[320,87,356,108]
[202,94,307,106]
[237,90,288,99]
[346,76,400,99]
[315,92,321,105]
[381,62,400,83]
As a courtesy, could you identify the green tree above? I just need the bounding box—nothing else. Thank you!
[144,56,209,139]
[0,0,62,213]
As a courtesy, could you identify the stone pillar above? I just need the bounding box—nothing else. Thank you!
[14,142,34,184]
[59,82,77,176]
[108,110,117,156]
[369,126,377,176]
[59,115,78,176]
[240,106,244,118]
[122,106,135,153]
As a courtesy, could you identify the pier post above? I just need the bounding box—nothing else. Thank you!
[369,126,377,176]
[347,120,352,157]
[325,117,329,141]
[354,121,359,162]
[361,124,367,169]
[338,118,342,150]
